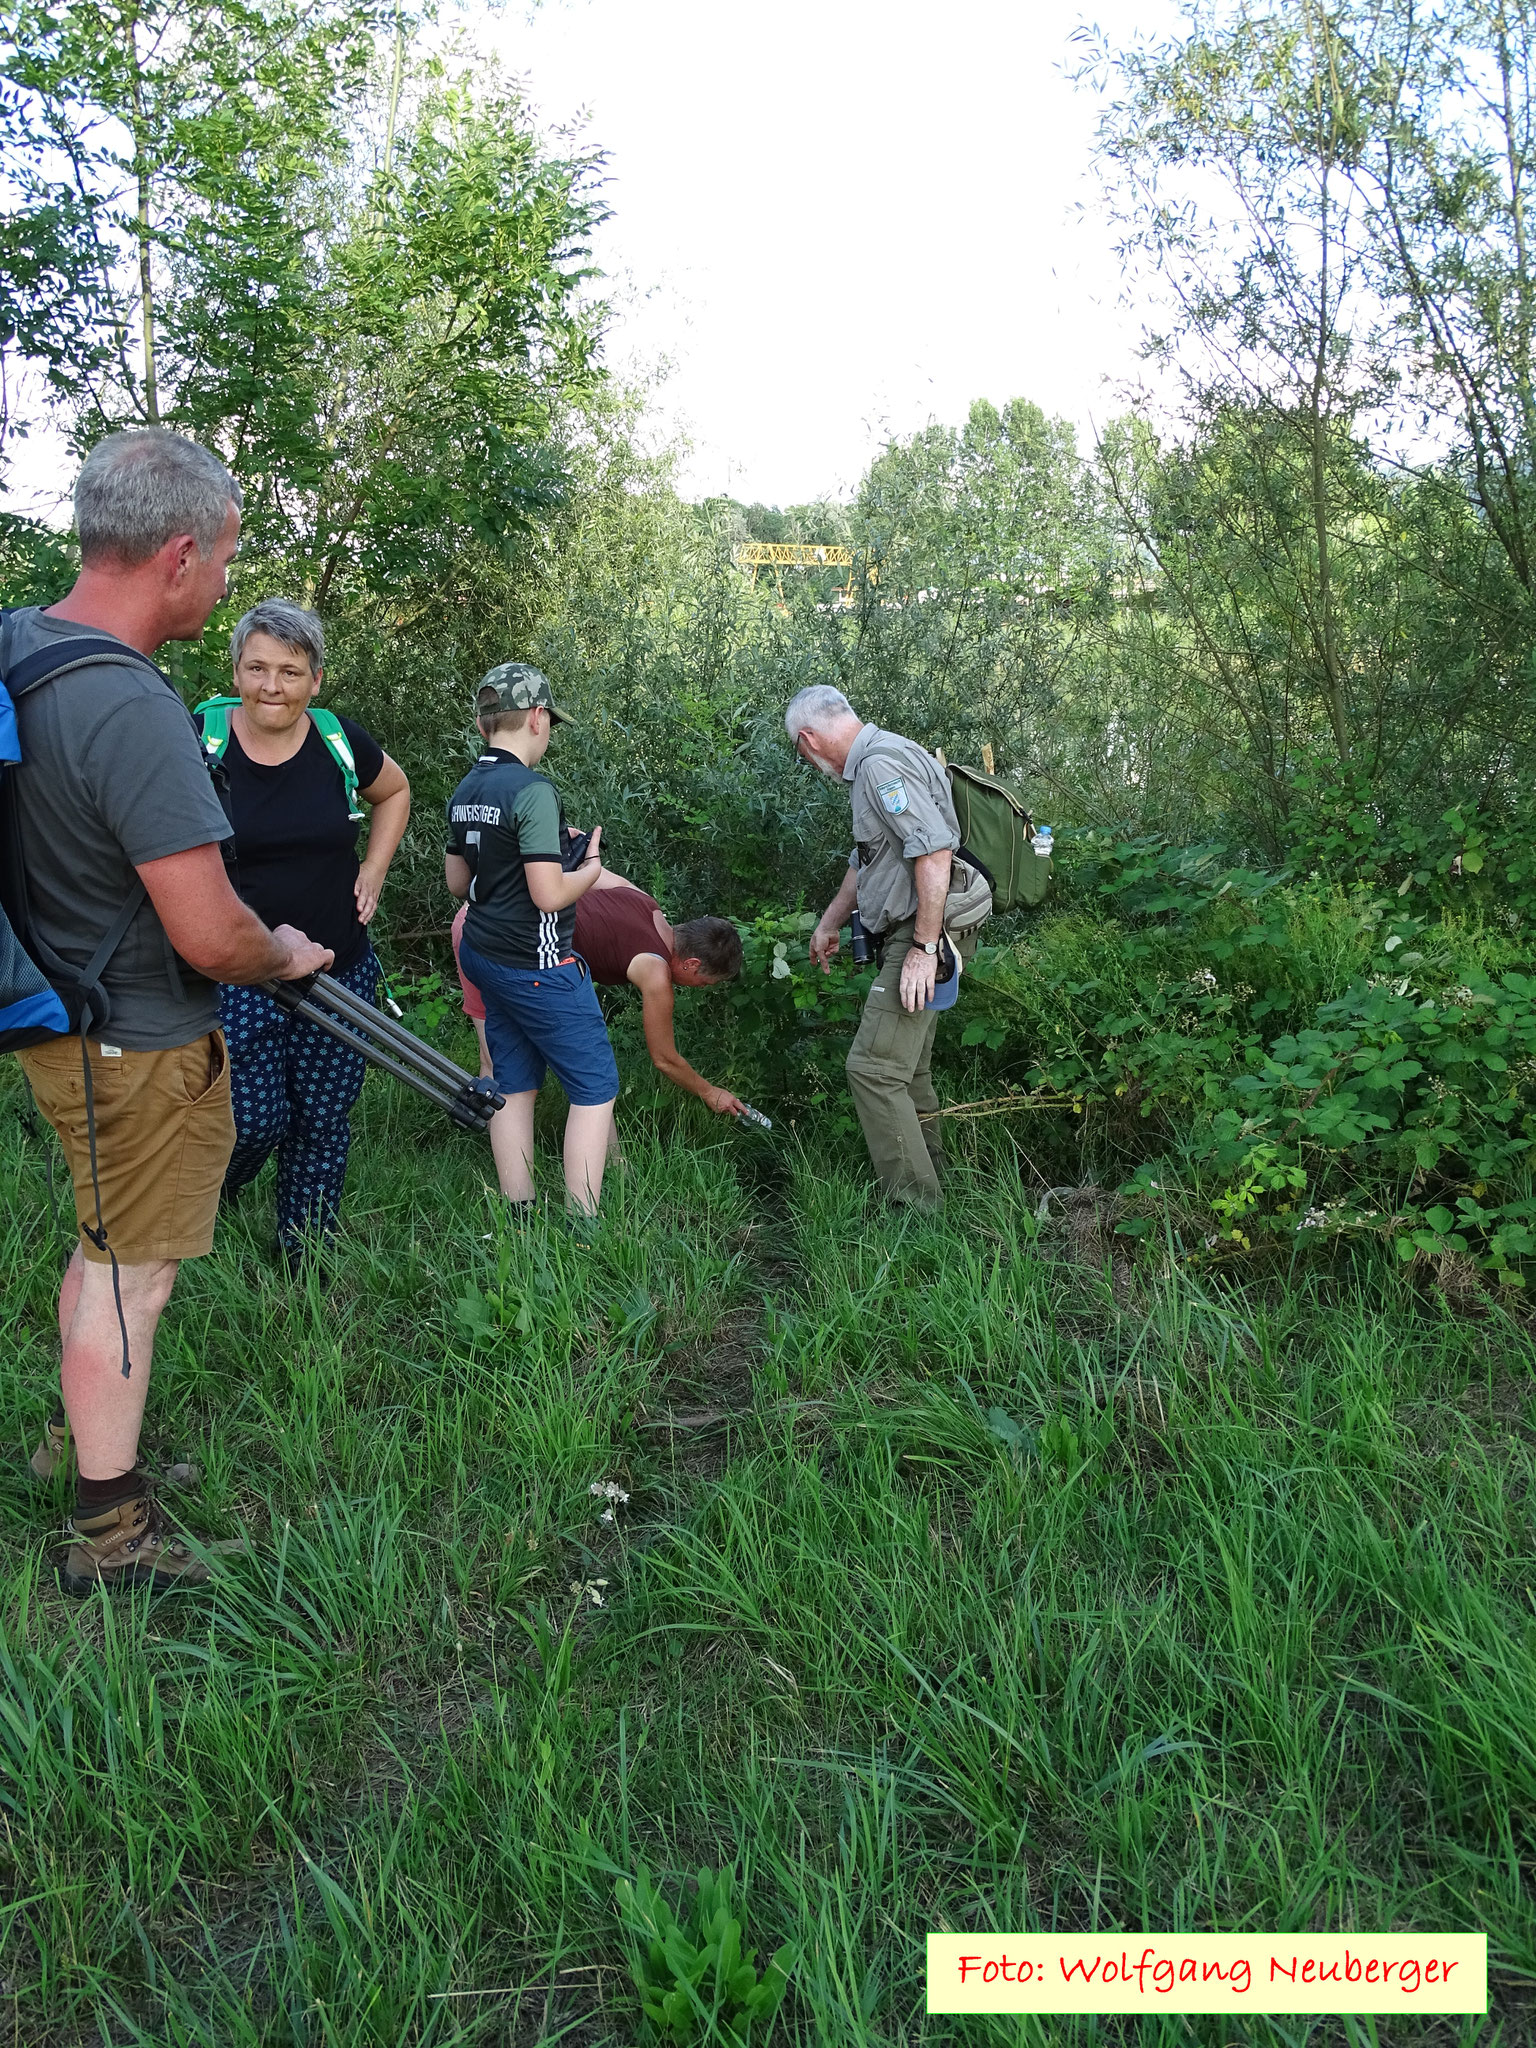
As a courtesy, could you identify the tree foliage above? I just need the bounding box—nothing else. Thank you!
[0,0,606,598]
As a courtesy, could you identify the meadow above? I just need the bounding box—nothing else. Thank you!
[8,0,1536,2033]
[1,975,1532,2046]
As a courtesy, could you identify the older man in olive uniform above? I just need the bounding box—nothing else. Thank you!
[787,684,990,1208]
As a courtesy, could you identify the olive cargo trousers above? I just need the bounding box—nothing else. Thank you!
[846,917,977,1208]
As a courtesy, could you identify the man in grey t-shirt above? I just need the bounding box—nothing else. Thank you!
[3,604,232,1047]
[13,430,332,1596]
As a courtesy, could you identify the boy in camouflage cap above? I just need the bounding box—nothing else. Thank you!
[444,664,617,1217]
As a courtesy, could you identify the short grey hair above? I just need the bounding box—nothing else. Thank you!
[231,599,325,675]
[74,429,242,566]
[785,683,856,739]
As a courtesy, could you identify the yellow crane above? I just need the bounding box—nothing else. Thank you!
[732,540,855,602]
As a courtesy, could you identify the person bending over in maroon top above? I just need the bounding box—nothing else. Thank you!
[452,864,746,1118]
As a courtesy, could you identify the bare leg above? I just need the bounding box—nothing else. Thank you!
[62,1256,179,1480]
[564,1100,617,1215]
[606,1107,626,1168]
[488,1090,537,1203]
[58,1245,85,1346]
[472,1019,493,1079]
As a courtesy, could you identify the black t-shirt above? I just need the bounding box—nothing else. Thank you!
[203,712,385,974]
[446,749,578,970]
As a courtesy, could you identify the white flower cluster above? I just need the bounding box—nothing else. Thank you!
[1189,967,1218,991]
[590,1479,630,1526]
[1300,1208,1327,1229]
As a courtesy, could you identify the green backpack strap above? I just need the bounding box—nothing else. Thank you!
[192,694,240,763]
[307,706,365,821]
[194,696,364,822]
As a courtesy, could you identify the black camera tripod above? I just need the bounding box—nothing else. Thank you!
[261,971,504,1131]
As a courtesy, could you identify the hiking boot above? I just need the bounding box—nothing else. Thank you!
[29,1406,68,1482]
[55,1490,212,1595]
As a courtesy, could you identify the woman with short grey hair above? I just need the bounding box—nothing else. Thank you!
[195,601,411,1270]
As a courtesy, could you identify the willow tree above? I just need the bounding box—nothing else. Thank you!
[0,0,379,444]
[1086,0,1386,781]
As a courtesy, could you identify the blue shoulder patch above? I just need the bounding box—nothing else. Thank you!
[877,777,909,815]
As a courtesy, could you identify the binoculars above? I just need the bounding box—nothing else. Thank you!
[262,971,505,1131]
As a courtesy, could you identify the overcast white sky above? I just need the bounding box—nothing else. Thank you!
[500,0,1182,505]
[2,0,1184,520]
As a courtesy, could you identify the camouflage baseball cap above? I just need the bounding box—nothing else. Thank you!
[475,662,572,726]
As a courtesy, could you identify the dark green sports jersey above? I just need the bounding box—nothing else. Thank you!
[446,750,572,969]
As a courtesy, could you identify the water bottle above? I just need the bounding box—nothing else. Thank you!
[850,909,871,965]
[1035,825,1054,861]
[735,1103,773,1132]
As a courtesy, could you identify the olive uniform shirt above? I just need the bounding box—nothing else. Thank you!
[842,724,961,936]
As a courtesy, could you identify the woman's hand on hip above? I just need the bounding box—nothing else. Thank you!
[354,862,385,924]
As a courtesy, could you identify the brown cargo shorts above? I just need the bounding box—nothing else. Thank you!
[18,1031,235,1264]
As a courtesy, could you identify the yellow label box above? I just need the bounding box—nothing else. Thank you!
[926,1933,1487,2014]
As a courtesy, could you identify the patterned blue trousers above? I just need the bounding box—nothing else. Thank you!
[220,949,377,1252]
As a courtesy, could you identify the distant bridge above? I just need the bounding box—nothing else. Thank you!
[732,541,855,599]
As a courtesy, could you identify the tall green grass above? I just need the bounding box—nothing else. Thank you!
[1,1046,1531,2044]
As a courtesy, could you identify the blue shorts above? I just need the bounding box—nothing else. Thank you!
[459,940,619,1107]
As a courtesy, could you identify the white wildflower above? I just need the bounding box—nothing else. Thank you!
[589,1480,629,1502]
[1301,1208,1327,1229]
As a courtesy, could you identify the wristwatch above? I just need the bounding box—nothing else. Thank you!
[916,940,939,955]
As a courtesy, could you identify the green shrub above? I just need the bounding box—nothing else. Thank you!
[940,835,1536,1282]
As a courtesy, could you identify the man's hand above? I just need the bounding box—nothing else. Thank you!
[354,861,386,924]
[704,1085,747,1117]
[272,925,335,980]
[899,945,937,1013]
[580,825,603,868]
[809,919,842,972]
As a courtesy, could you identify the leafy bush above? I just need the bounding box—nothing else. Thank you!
[940,834,1536,1283]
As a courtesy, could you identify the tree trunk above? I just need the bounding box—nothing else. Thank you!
[1306,30,1348,763]
[125,13,158,423]
[1496,3,1536,458]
